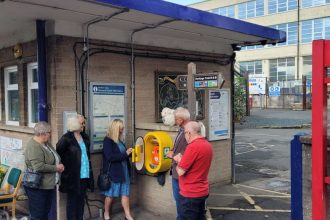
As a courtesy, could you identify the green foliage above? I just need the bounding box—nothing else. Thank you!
[234,76,247,122]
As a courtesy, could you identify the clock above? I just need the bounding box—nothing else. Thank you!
[13,44,23,58]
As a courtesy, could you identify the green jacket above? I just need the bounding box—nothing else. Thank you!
[24,138,60,189]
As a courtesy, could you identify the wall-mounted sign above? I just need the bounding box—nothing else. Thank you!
[249,77,266,95]
[269,86,281,97]
[194,73,225,89]
[208,89,230,141]
[89,83,127,153]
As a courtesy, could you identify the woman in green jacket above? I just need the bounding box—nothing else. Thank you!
[24,121,64,220]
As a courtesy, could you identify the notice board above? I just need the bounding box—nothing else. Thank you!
[208,89,231,141]
[89,83,127,153]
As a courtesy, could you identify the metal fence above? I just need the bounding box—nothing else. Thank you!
[252,79,312,109]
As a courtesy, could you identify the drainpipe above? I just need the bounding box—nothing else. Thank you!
[231,53,236,184]
[81,8,129,116]
[36,20,48,122]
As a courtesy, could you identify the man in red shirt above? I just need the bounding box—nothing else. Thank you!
[174,121,213,220]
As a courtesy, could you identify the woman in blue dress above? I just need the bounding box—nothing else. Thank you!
[102,119,134,220]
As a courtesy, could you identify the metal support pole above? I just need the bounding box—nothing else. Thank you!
[36,20,48,122]
[291,133,307,220]
[312,40,329,220]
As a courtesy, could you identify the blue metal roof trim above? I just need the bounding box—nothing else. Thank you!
[94,0,286,44]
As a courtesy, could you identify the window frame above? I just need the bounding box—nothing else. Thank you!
[269,57,296,82]
[4,66,19,126]
[27,62,38,127]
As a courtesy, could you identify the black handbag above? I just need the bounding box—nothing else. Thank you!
[97,162,111,191]
[23,168,42,189]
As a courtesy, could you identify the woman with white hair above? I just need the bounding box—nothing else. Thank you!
[56,115,92,220]
[102,119,134,220]
[24,121,64,220]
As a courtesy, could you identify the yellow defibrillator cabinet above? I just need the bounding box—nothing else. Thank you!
[132,131,173,174]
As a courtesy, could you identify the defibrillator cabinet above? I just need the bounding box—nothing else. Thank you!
[132,131,173,174]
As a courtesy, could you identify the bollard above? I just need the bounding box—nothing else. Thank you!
[291,132,308,220]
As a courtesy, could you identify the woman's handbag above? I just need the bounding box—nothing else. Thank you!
[22,168,42,189]
[97,162,111,191]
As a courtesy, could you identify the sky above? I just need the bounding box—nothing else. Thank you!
[164,0,204,6]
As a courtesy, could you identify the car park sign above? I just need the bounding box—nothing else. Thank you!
[269,86,281,97]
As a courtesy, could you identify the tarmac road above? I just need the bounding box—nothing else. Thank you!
[207,108,312,220]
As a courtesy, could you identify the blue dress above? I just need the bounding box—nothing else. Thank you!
[102,142,130,197]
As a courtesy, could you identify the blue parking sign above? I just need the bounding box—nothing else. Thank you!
[269,86,281,97]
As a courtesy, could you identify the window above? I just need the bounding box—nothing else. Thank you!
[28,63,39,127]
[268,0,297,14]
[302,17,330,43]
[209,5,235,18]
[238,0,264,19]
[302,0,330,8]
[239,61,263,75]
[269,58,295,82]
[303,56,312,80]
[269,22,298,46]
[4,66,19,126]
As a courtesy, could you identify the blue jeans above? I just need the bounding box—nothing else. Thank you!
[24,186,54,220]
[178,194,208,220]
[172,178,180,220]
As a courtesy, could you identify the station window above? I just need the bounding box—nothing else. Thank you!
[269,57,295,82]
[4,66,20,126]
[27,62,39,127]
[302,17,330,43]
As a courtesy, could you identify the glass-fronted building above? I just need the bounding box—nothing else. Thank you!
[192,0,330,82]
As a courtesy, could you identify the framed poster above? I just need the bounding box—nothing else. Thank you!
[89,83,127,153]
[208,89,231,141]
[155,71,204,122]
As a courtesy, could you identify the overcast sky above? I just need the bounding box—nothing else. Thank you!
[164,0,204,6]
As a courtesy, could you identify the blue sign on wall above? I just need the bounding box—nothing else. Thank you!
[269,86,281,97]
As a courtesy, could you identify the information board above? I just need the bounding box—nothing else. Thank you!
[208,89,231,141]
[89,83,127,153]
[249,77,266,95]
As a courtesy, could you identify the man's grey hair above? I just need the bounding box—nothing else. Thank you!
[34,121,51,136]
[174,107,190,121]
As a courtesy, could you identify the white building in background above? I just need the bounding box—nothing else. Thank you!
[191,0,330,82]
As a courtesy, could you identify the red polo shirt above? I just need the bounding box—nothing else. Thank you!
[178,137,213,198]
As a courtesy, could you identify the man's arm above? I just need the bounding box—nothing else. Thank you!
[176,165,186,176]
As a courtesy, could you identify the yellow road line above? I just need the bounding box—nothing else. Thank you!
[210,193,290,198]
[205,207,213,220]
[208,207,291,213]
[233,185,263,211]
[235,184,290,196]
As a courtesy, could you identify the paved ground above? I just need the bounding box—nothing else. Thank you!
[236,108,312,129]
[206,108,312,220]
